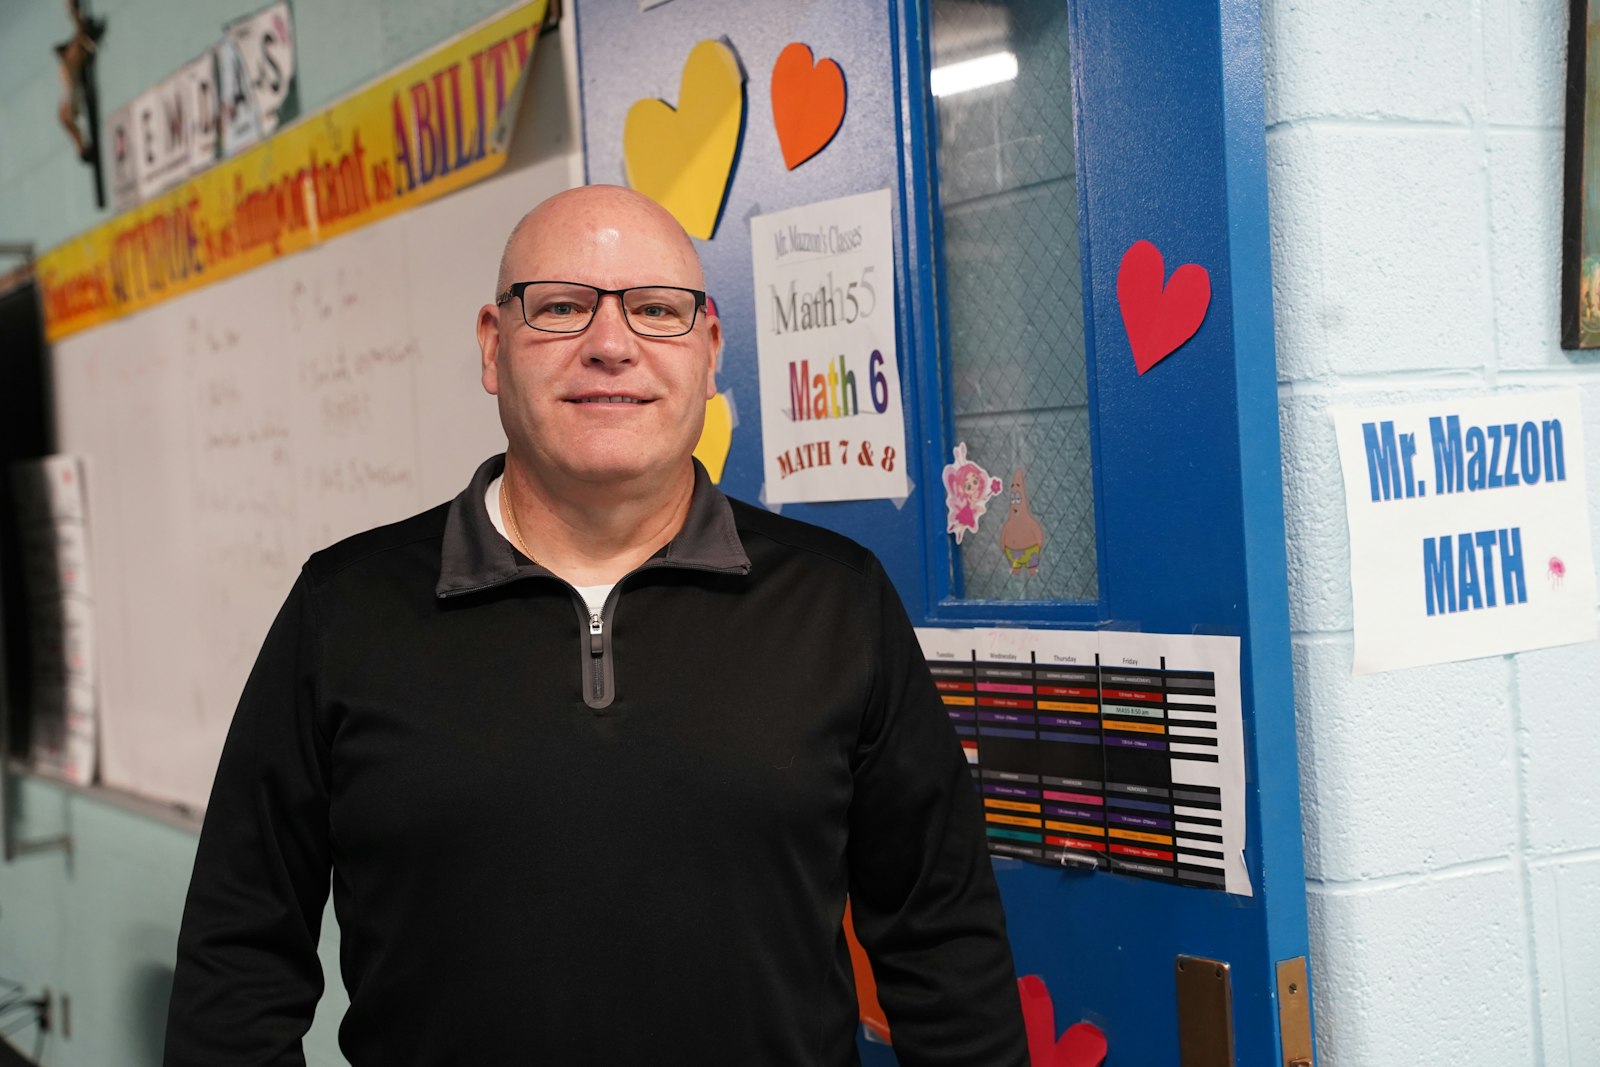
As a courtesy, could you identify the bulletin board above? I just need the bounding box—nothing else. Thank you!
[574,0,1309,1064]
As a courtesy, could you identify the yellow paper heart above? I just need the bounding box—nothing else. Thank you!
[694,392,734,483]
[623,40,745,240]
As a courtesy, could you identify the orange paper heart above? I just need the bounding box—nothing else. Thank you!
[770,42,846,170]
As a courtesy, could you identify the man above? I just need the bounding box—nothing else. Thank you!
[165,185,1027,1065]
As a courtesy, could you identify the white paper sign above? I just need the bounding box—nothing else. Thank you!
[1333,390,1597,673]
[10,456,98,786]
[106,102,141,214]
[224,1,296,139]
[129,52,221,203]
[215,36,266,158]
[218,0,297,157]
[750,189,909,503]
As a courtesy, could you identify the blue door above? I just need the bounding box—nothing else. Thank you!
[576,1,1311,1062]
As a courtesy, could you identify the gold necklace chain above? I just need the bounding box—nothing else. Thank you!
[498,476,537,563]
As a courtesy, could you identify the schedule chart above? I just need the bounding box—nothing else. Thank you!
[916,628,1251,896]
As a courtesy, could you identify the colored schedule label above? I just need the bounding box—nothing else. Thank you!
[917,628,1252,896]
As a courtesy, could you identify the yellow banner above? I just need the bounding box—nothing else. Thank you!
[37,0,554,342]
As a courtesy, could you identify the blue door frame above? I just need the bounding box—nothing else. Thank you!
[576,1,1311,1062]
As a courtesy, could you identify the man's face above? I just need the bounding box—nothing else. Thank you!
[478,189,721,492]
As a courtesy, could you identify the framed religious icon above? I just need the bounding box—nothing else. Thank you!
[1563,0,1600,347]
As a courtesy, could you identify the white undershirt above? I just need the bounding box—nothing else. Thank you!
[486,474,614,615]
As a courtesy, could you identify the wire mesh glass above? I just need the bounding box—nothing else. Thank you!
[932,0,1097,602]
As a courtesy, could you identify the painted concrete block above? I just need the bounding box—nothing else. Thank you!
[7,75,65,183]
[307,897,350,1064]
[0,780,72,981]
[378,0,513,79]
[295,0,387,109]
[12,132,61,251]
[0,2,59,99]
[1483,0,1569,128]
[1517,642,1600,856]
[1293,639,1515,881]
[1307,868,1533,1067]
[43,792,195,1067]
[1264,125,1329,383]
[1261,1,1476,125]
[1488,131,1576,370]
[1543,380,1600,574]
[1265,124,1493,378]
[1583,381,1600,549]
[1279,391,1353,633]
[1531,854,1600,1065]
[0,850,65,1016]
[49,152,102,252]
[0,94,25,191]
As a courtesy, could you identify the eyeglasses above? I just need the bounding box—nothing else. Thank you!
[495,281,707,338]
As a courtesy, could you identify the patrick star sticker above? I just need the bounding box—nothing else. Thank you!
[1000,468,1044,576]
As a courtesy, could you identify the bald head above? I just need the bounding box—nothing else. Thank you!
[475,182,722,516]
[496,185,704,296]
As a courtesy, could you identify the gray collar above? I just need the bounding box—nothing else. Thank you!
[435,454,752,598]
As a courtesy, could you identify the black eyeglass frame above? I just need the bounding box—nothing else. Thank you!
[495,280,709,338]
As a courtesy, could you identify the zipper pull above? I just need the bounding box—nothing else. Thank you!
[589,612,603,656]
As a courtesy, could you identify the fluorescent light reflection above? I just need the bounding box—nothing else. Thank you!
[930,51,1019,98]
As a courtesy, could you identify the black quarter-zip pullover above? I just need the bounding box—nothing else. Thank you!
[165,454,1028,1066]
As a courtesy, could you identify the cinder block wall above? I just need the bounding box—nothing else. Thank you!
[1263,1,1600,1063]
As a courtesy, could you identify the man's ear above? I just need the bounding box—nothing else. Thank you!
[477,303,502,396]
[703,315,722,400]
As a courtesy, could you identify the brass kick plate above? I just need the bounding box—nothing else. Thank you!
[1175,954,1234,1067]
[1276,956,1313,1066]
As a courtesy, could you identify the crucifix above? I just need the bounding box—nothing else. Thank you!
[54,0,108,208]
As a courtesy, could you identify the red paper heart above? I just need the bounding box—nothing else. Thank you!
[1018,975,1108,1067]
[1117,239,1211,375]
[1053,1021,1108,1067]
[1018,975,1057,1067]
[770,42,846,170]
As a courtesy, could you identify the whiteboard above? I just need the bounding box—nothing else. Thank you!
[51,31,582,811]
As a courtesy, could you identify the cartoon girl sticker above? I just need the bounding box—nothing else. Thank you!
[944,443,1003,544]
